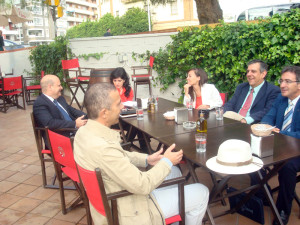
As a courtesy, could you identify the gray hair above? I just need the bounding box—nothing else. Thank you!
[247,59,268,73]
[84,83,116,119]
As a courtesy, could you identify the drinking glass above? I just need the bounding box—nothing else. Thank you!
[187,99,193,110]
[216,106,224,120]
[195,133,207,153]
[136,108,144,120]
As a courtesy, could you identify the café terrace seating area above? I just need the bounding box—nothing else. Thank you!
[0,96,300,225]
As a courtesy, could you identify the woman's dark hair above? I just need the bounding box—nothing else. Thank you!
[187,68,208,101]
[110,67,131,97]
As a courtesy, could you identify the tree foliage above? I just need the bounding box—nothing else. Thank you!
[146,9,300,98]
[66,8,149,39]
[29,36,70,86]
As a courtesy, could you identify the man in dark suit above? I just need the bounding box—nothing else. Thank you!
[261,65,300,225]
[224,59,280,124]
[33,74,87,137]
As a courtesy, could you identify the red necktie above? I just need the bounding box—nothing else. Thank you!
[239,89,254,117]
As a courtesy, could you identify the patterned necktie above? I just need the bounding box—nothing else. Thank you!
[239,89,254,117]
[53,99,72,121]
[282,102,293,131]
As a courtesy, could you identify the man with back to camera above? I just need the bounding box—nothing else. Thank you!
[33,74,87,138]
[224,59,280,124]
[261,65,300,225]
[74,83,209,225]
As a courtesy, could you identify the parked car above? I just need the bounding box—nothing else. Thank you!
[236,3,300,21]
[4,39,25,50]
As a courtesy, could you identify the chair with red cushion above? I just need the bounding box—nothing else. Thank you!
[30,113,78,190]
[46,129,86,214]
[76,163,186,225]
[30,112,56,189]
[220,93,227,106]
[131,56,155,100]
[61,58,92,109]
[23,71,45,104]
[0,75,25,113]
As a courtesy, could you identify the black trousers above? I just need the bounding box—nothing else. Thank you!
[249,156,300,216]
[276,156,300,215]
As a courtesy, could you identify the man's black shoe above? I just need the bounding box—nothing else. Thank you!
[272,210,289,225]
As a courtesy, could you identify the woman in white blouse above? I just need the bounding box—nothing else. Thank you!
[183,68,223,110]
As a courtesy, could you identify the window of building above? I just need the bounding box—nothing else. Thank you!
[170,1,178,15]
[33,17,43,26]
[26,20,34,26]
[27,29,44,37]
[32,6,42,15]
[45,29,49,37]
[116,10,119,17]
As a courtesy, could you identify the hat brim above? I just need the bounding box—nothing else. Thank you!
[206,156,263,175]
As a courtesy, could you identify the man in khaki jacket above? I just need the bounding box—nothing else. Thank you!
[74,83,209,225]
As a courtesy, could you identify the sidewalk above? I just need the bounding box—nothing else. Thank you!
[0,103,299,225]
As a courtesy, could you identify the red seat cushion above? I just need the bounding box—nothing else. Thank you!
[132,74,151,78]
[0,90,22,96]
[41,149,51,154]
[165,215,181,224]
[77,76,90,81]
[26,85,41,90]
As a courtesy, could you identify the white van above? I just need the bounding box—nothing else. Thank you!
[236,3,300,21]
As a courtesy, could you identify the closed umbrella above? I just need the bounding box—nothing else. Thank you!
[0,5,33,26]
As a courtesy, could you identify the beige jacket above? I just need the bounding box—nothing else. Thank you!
[74,120,171,225]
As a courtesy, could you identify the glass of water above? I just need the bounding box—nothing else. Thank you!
[195,133,207,153]
[136,108,144,120]
[187,99,193,110]
[215,106,224,120]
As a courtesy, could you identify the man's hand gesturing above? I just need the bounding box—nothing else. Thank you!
[163,144,183,165]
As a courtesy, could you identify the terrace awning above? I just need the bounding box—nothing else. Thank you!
[0,5,33,26]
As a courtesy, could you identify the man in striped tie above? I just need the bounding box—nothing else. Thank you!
[261,65,300,225]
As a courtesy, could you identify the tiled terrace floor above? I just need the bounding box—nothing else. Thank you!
[0,102,299,225]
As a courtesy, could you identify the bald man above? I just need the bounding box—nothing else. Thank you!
[33,74,87,138]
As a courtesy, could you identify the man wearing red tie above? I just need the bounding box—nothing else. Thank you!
[261,66,300,225]
[224,59,280,124]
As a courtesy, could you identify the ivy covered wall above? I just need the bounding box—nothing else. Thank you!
[151,9,300,97]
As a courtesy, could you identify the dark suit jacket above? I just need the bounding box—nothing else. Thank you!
[261,94,300,139]
[33,94,85,134]
[224,81,280,123]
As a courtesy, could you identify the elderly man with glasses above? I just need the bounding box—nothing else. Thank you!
[261,65,300,225]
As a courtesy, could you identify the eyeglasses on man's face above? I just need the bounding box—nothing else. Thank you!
[278,79,300,85]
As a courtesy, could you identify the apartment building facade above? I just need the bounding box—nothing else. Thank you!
[99,0,199,30]
[65,0,99,28]
[1,0,99,45]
